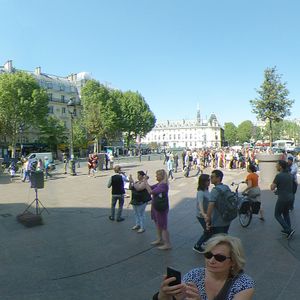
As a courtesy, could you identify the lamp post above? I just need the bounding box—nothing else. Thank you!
[67,98,76,176]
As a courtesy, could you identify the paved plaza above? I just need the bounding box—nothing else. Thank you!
[0,158,300,300]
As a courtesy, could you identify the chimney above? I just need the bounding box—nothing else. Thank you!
[67,73,74,81]
[35,66,41,75]
[4,60,13,72]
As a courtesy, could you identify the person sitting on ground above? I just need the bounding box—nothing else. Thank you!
[153,235,255,300]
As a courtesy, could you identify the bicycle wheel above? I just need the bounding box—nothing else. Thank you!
[239,209,252,227]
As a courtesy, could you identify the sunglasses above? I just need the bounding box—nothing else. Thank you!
[204,251,231,262]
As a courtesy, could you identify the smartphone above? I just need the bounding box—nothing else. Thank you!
[167,267,181,286]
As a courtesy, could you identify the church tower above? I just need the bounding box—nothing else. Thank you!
[197,104,201,124]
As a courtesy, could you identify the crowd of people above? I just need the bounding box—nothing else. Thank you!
[105,145,298,299]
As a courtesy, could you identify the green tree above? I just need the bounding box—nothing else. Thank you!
[272,120,300,143]
[224,122,237,146]
[72,118,89,150]
[251,125,263,142]
[0,71,49,157]
[38,116,67,154]
[81,80,120,150]
[250,67,294,145]
[237,120,254,143]
[119,90,156,148]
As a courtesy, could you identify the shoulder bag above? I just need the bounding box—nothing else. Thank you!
[153,192,169,211]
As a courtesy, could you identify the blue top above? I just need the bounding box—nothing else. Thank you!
[183,267,254,300]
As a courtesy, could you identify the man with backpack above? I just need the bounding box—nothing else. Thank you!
[205,169,237,238]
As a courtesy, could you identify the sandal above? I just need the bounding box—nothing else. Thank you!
[157,244,172,250]
[150,240,163,246]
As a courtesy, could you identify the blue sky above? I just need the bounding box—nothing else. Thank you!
[1,0,300,126]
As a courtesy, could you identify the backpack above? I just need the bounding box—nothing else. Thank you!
[215,185,238,222]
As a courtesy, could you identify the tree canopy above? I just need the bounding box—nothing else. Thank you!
[250,66,294,145]
[38,115,67,153]
[237,120,254,144]
[119,90,156,148]
[81,80,155,150]
[0,71,49,157]
[224,122,237,146]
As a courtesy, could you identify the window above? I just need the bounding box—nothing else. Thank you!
[174,134,176,139]
[62,107,66,114]
[190,134,192,139]
[48,106,54,114]
[47,82,53,89]
[48,93,53,101]
[178,134,180,140]
[61,95,65,102]
[169,134,172,139]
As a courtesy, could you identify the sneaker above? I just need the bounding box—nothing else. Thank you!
[193,246,204,254]
[109,216,115,221]
[116,217,125,222]
[137,228,145,233]
[131,225,140,230]
[287,229,295,240]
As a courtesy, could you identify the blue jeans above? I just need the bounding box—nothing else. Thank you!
[195,217,210,248]
[274,199,292,233]
[133,203,147,229]
[111,195,124,219]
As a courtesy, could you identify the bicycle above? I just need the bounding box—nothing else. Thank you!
[231,181,261,228]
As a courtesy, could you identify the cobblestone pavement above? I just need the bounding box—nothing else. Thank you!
[0,159,299,299]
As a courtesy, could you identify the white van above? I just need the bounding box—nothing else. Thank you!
[272,140,295,151]
[27,152,54,163]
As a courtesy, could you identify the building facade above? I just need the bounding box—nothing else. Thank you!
[142,109,224,149]
[0,60,90,155]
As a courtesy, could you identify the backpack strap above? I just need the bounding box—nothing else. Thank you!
[213,185,224,211]
[214,271,244,300]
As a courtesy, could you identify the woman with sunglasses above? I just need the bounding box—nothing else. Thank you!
[154,235,254,300]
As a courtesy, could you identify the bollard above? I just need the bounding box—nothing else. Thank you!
[256,153,281,185]
[148,155,150,161]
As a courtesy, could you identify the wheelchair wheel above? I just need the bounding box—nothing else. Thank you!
[239,209,252,227]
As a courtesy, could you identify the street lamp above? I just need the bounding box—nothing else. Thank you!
[67,98,76,175]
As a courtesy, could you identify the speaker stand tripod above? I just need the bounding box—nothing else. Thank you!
[23,188,49,215]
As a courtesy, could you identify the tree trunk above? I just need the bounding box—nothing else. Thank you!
[269,119,273,147]
[93,137,99,153]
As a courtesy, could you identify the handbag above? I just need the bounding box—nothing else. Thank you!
[153,193,169,211]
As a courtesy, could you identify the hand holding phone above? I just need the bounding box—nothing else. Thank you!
[167,267,181,286]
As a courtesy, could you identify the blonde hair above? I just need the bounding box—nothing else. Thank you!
[156,169,168,184]
[204,235,245,276]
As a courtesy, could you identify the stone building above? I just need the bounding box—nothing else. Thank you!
[0,60,90,156]
[142,108,224,149]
